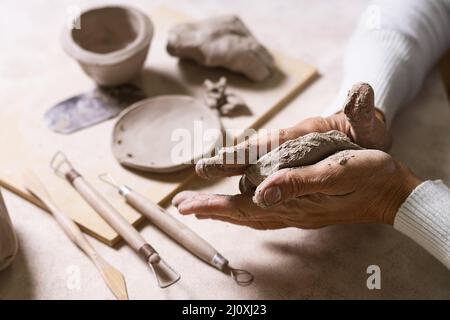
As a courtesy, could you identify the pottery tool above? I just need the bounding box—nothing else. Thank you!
[50,152,180,288]
[99,173,254,286]
[45,84,146,134]
[22,170,128,300]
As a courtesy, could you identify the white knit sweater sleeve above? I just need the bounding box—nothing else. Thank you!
[324,0,450,126]
[395,181,450,269]
[324,0,450,269]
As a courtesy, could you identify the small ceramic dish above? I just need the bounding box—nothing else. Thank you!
[61,6,153,86]
[112,95,222,173]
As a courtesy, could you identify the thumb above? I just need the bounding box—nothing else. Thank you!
[252,164,336,208]
[343,82,375,129]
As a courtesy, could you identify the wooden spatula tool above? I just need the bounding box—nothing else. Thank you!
[50,152,180,288]
[22,170,128,300]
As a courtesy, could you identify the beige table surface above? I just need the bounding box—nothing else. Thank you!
[1,0,449,299]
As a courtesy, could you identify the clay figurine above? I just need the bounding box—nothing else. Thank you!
[203,77,248,116]
[167,15,275,81]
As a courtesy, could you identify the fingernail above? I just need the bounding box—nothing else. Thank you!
[263,187,281,206]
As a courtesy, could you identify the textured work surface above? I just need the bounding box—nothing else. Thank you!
[1,0,449,299]
[0,4,316,244]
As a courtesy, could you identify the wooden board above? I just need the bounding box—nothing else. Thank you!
[0,7,317,246]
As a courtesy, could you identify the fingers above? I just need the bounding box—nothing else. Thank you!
[252,166,324,208]
[172,190,201,206]
[196,215,287,230]
[343,82,389,150]
[173,191,281,220]
[175,192,238,217]
[173,191,288,230]
[344,82,375,128]
[195,129,290,179]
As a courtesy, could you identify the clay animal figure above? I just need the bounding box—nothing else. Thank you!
[167,15,275,81]
[203,77,248,116]
[0,189,18,271]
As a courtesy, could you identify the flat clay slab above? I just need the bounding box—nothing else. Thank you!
[112,95,221,172]
[0,6,317,246]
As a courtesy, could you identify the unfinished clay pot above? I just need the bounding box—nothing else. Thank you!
[0,189,18,271]
[61,6,153,86]
[112,95,222,173]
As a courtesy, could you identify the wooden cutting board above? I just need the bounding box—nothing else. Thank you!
[0,6,317,246]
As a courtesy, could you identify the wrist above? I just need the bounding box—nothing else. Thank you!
[382,164,422,225]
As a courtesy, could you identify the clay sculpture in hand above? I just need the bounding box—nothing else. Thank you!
[240,131,364,206]
[0,189,18,271]
[167,15,275,81]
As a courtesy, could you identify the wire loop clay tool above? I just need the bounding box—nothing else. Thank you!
[99,173,254,286]
[50,151,180,288]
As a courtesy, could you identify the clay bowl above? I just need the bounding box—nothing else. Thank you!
[112,95,222,173]
[61,6,153,86]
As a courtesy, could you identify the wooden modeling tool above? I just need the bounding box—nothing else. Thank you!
[22,170,128,300]
[99,173,254,286]
[50,152,180,288]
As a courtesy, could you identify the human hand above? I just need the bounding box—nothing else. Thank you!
[174,149,421,230]
[196,82,389,180]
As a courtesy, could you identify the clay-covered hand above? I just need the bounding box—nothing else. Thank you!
[174,149,421,229]
[196,82,389,180]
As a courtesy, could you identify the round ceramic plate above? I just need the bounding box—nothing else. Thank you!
[112,95,222,173]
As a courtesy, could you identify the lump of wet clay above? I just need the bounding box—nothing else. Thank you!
[167,15,275,81]
[243,130,363,191]
[203,77,248,116]
[0,189,18,271]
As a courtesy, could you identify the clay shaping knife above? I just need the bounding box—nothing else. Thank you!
[50,152,180,288]
[22,170,128,300]
[45,84,146,134]
[99,173,254,286]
